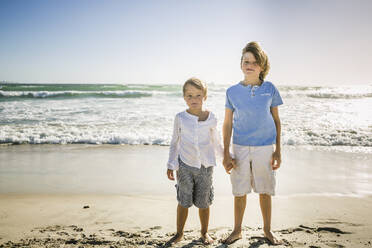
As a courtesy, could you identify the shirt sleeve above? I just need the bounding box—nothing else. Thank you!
[210,115,234,160]
[225,90,234,110]
[271,84,283,107]
[211,126,224,159]
[167,115,180,170]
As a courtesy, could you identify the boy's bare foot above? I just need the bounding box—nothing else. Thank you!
[263,230,282,245]
[221,230,242,244]
[165,233,183,246]
[201,232,214,244]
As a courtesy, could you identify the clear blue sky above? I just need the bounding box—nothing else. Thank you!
[1,0,371,85]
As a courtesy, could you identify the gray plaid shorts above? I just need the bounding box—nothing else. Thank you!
[176,157,214,209]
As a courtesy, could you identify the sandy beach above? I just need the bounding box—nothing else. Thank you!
[2,0,372,246]
[1,144,372,247]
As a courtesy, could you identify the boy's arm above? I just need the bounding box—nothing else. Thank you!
[222,108,234,173]
[211,117,234,160]
[211,126,224,159]
[167,115,180,172]
[270,106,281,170]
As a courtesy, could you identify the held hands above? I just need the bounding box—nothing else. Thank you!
[271,150,281,170]
[223,154,236,174]
[168,155,238,178]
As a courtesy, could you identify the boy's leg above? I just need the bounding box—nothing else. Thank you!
[177,204,188,237]
[259,193,281,245]
[166,204,188,244]
[259,194,271,233]
[222,195,246,244]
[223,144,251,244]
[166,159,194,245]
[193,165,214,244]
[199,207,213,244]
[251,146,281,244]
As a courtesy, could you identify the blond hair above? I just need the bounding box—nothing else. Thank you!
[241,41,270,82]
[183,77,208,97]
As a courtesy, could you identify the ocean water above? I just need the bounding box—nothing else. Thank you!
[1,82,371,154]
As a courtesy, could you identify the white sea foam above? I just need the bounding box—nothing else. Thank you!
[0,83,371,153]
[0,90,154,98]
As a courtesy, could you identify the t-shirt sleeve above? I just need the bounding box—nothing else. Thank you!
[225,91,234,110]
[271,85,283,107]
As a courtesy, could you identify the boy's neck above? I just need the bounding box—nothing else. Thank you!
[186,108,203,117]
[242,77,262,86]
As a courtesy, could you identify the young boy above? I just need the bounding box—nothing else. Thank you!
[222,41,283,245]
[166,77,224,245]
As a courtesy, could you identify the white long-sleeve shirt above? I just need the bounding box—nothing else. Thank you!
[167,110,224,170]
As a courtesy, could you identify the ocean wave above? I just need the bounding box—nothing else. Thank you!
[2,83,372,99]
[0,83,181,93]
[1,130,371,148]
[280,90,372,99]
[283,129,372,147]
[1,82,371,154]
[307,92,372,99]
[0,90,152,99]
[306,86,372,99]
[279,85,372,99]
[0,135,168,146]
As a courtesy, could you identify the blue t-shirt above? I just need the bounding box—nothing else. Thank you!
[225,81,283,146]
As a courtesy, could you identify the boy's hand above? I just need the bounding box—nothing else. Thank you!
[231,159,237,168]
[167,169,175,180]
[271,151,281,170]
[223,155,235,174]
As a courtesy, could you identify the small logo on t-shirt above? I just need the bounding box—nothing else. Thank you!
[260,93,271,96]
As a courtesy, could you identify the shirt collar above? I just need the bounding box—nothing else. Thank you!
[239,81,266,89]
[183,110,199,120]
[183,110,211,122]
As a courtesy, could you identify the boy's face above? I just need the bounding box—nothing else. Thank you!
[241,52,263,79]
[183,84,206,111]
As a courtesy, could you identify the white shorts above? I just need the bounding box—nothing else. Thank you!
[230,144,276,196]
